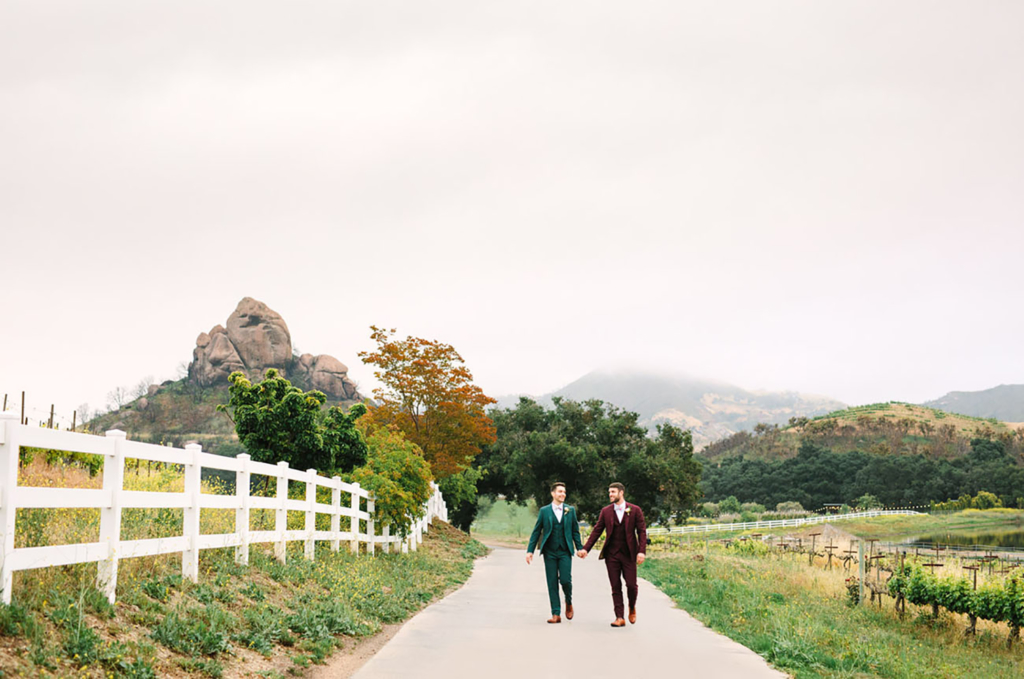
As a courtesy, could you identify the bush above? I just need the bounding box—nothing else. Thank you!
[775,501,804,513]
[740,502,765,514]
[719,496,741,514]
[700,502,720,518]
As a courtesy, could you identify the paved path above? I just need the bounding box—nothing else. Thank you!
[353,546,786,679]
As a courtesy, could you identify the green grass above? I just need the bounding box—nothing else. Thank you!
[471,498,539,542]
[826,509,1024,541]
[643,546,1024,678]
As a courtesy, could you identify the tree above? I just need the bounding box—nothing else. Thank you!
[479,397,702,523]
[359,326,496,479]
[853,493,882,510]
[349,424,433,536]
[132,375,154,400]
[107,386,129,410]
[218,369,368,474]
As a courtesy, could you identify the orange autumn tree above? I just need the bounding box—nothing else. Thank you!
[358,326,497,479]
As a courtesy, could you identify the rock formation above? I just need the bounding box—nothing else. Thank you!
[188,297,361,401]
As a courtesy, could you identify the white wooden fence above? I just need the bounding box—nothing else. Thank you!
[647,509,920,536]
[0,413,447,604]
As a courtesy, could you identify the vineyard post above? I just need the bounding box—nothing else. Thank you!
[2,394,6,411]
[0,412,21,604]
[71,411,76,432]
[48,404,54,429]
[20,392,24,426]
[858,540,865,606]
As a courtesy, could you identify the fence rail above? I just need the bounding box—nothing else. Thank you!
[0,413,447,604]
[647,509,920,536]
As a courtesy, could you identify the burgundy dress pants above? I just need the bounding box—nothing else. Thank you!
[604,550,637,618]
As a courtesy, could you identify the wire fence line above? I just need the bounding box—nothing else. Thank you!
[647,509,921,536]
[0,413,447,604]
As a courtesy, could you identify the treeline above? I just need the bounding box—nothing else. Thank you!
[699,438,1024,510]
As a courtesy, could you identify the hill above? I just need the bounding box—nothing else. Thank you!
[494,370,845,448]
[701,401,1024,463]
[82,297,364,454]
[923,384,1024,422]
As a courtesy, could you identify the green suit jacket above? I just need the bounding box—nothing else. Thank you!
[527,504,584,555]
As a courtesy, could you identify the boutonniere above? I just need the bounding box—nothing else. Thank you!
[625,507,631,514]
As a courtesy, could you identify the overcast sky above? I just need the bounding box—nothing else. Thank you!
[3,1,1024,426]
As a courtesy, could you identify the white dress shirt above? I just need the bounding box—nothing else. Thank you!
[614,501,626,523]
[552,502,564,523]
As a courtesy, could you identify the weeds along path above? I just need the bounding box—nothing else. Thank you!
[352,546,785,679]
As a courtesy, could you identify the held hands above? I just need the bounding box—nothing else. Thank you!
[636,553,646,565]
[526,553,533,565]
[576,550,588,559]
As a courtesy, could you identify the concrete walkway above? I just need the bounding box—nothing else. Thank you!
[353,546,786,679]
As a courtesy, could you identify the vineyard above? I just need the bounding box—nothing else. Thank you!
[651,519,1024,649]
[644,524,1024,677]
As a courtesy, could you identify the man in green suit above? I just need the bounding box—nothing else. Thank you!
[526,481,584,623]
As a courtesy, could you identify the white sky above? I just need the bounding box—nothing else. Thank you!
[3,1,1024,426]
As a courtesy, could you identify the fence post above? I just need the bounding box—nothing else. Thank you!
[97,430,126,603]
[330,476,341,552]
[275,461,289,564]
[0,413,21,604]
[382,523,390,554]
[350,483,361,554]
[367,496,375,555]
[235,454,251,566]
[182,443,202,583]
[305,469,317,561]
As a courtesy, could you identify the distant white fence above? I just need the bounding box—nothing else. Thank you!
[647,509,920,536]
[0,413,447,604]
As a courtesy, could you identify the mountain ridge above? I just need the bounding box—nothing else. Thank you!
[493,369,846,448]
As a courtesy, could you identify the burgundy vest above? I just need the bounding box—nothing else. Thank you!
[606,510,630,556]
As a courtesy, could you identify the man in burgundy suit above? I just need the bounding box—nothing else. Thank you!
[579,482,647,627]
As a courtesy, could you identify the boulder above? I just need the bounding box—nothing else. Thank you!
[187,297,362,401]
[226,298,292,373]
[293,353,360,400]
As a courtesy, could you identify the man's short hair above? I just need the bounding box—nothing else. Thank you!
[551,481,566,492]
[609,482,625,493]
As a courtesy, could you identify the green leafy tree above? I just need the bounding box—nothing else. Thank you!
[478,397,702,523]
[437,468,483,532]
[348,425,433,536]
[218,369,368,474]
[718,496,741,514]
[853,494,882,510]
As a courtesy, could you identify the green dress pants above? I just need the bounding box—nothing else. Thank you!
[543,547,572,615]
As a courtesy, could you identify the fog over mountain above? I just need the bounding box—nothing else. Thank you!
[494,369,845,448]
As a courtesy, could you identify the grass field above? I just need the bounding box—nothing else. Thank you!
[821,509,1024,541]
[470,499,539,544]
[643,545,1024,678]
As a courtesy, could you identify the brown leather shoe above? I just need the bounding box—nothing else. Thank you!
[628,607,636,624]
[547,615,561,624]
[565,604,574,620]
[610,618,626,627]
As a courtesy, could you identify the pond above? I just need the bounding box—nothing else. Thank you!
[904,526,1024,549]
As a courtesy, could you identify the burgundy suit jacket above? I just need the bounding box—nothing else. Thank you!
[582,502,647,560]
